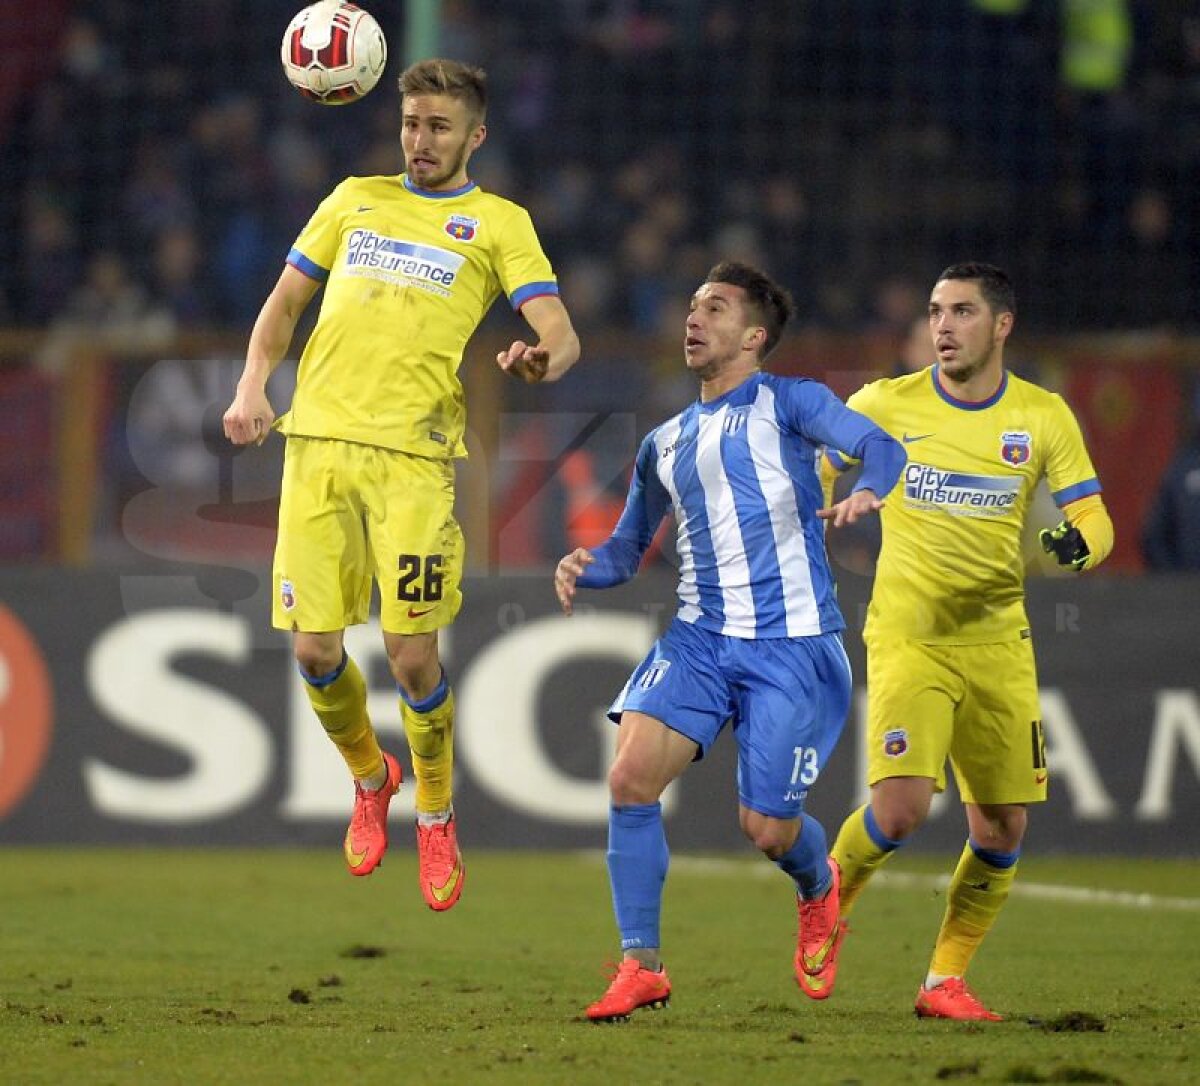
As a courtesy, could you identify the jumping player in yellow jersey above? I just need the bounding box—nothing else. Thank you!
[222,59,579,911]
[823,263,1113,1019]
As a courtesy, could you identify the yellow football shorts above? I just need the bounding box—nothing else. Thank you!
[272,436,464,635]
[862,633,1047,805]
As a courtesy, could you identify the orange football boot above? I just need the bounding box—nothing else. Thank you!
[796,857,846,1000]
[915,978,1003,1021]
[586,959,672,1023]
[416,815,465,911]
[343,752,402,876]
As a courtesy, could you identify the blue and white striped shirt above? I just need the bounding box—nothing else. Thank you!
[578,372,905,638]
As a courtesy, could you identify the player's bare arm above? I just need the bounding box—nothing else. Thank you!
[818,488,884,528]
[554,547,594,615]
[224,265,320,446]
[497,294,580,384]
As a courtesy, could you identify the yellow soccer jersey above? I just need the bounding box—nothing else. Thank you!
[278,174,558,458]
[828,366,1101,643]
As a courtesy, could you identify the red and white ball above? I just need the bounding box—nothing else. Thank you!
[281,1,387,105]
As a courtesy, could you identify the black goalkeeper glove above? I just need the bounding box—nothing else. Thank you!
[1039,519,1089,571]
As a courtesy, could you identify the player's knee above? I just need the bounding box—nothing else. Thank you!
[971,806,1027,852]
[384,634,440,697]
[744,824,793,858]
[607,758,663,806]
[872,806,924,842]
[294,640,343,679]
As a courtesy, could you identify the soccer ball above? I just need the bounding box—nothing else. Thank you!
[281,1,387,105]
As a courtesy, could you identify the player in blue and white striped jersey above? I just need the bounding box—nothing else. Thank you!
[555,261,905,1021]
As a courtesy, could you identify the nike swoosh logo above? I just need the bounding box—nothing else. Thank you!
[345,840,369,868]
[902,432,935,444]
[801,926,840,973]
[1035,772,1047,785]
[356,204,374,212]
[431,862,463,903]
[407,605,437,618]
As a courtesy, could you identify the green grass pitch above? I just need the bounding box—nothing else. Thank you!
[1,848,1196,1084]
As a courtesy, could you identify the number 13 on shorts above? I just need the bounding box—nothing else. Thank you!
[792,746,820,787]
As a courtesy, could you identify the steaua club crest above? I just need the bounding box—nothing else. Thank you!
[1000,430,1032,466]
[883,729,909,757]
[444,214,478,242]
[280,579,297,611]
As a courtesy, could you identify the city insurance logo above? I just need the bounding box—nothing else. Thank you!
[0,605,53,818]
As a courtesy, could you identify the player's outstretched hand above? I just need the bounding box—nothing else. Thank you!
[497,340,550,384]
[817,488,883,528]
[1039,519,1089,571]
[555,547,594,615]
[223,386,275,447]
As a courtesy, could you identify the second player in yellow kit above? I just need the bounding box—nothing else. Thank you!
[224,59,580,913]
[830,364,1100,801]
[823,263,1113,1021]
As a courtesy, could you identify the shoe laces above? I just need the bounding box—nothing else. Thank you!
[602,959,651,994]
[418,820,459,876]
[935,977,983,1005]
[798,890,836,938]
[351,780,387,836]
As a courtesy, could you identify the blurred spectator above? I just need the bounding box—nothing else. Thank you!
[895,312,934,376]
[869,276,926,340]
[617,218,675,334]
[37,250,173,372]
[122,140,197,254]
[19,191,81,326]
[1110,186,1194,329]
[150,225,215,328]
[1141,388,1200,570]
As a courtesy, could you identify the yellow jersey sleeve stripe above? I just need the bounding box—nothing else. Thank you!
[510,280,559,309]
[1052,477,1101,506]
[287,248,328,282]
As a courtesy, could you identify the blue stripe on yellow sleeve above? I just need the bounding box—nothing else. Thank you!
[510,281,559,310]
[287,248,329,282]
[1053,478,1102,506]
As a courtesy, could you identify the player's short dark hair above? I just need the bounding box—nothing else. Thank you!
[704,261,795,359]
[399,59,487,123]
[936,262,1016,317]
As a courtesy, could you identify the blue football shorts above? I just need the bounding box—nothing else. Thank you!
[608,617,853,819]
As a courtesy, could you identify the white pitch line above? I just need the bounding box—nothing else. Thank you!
[595,854,1200,913]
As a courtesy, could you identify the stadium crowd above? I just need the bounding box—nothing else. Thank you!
[3,0,1200,568]
[5,0,1200,338]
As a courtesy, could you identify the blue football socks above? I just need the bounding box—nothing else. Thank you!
[775,813,832,899]
[607,803,670,952]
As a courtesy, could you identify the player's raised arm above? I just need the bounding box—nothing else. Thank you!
[552,433,671,612]
[817,423,905,526]
[780,381,905,526]
[497,294,580,384]
[224,264,320,446]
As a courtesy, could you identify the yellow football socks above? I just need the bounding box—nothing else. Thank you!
[929,841,1019,978]
[401,687,455,815]
[303,654,384,783]
[831,804,901,917]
